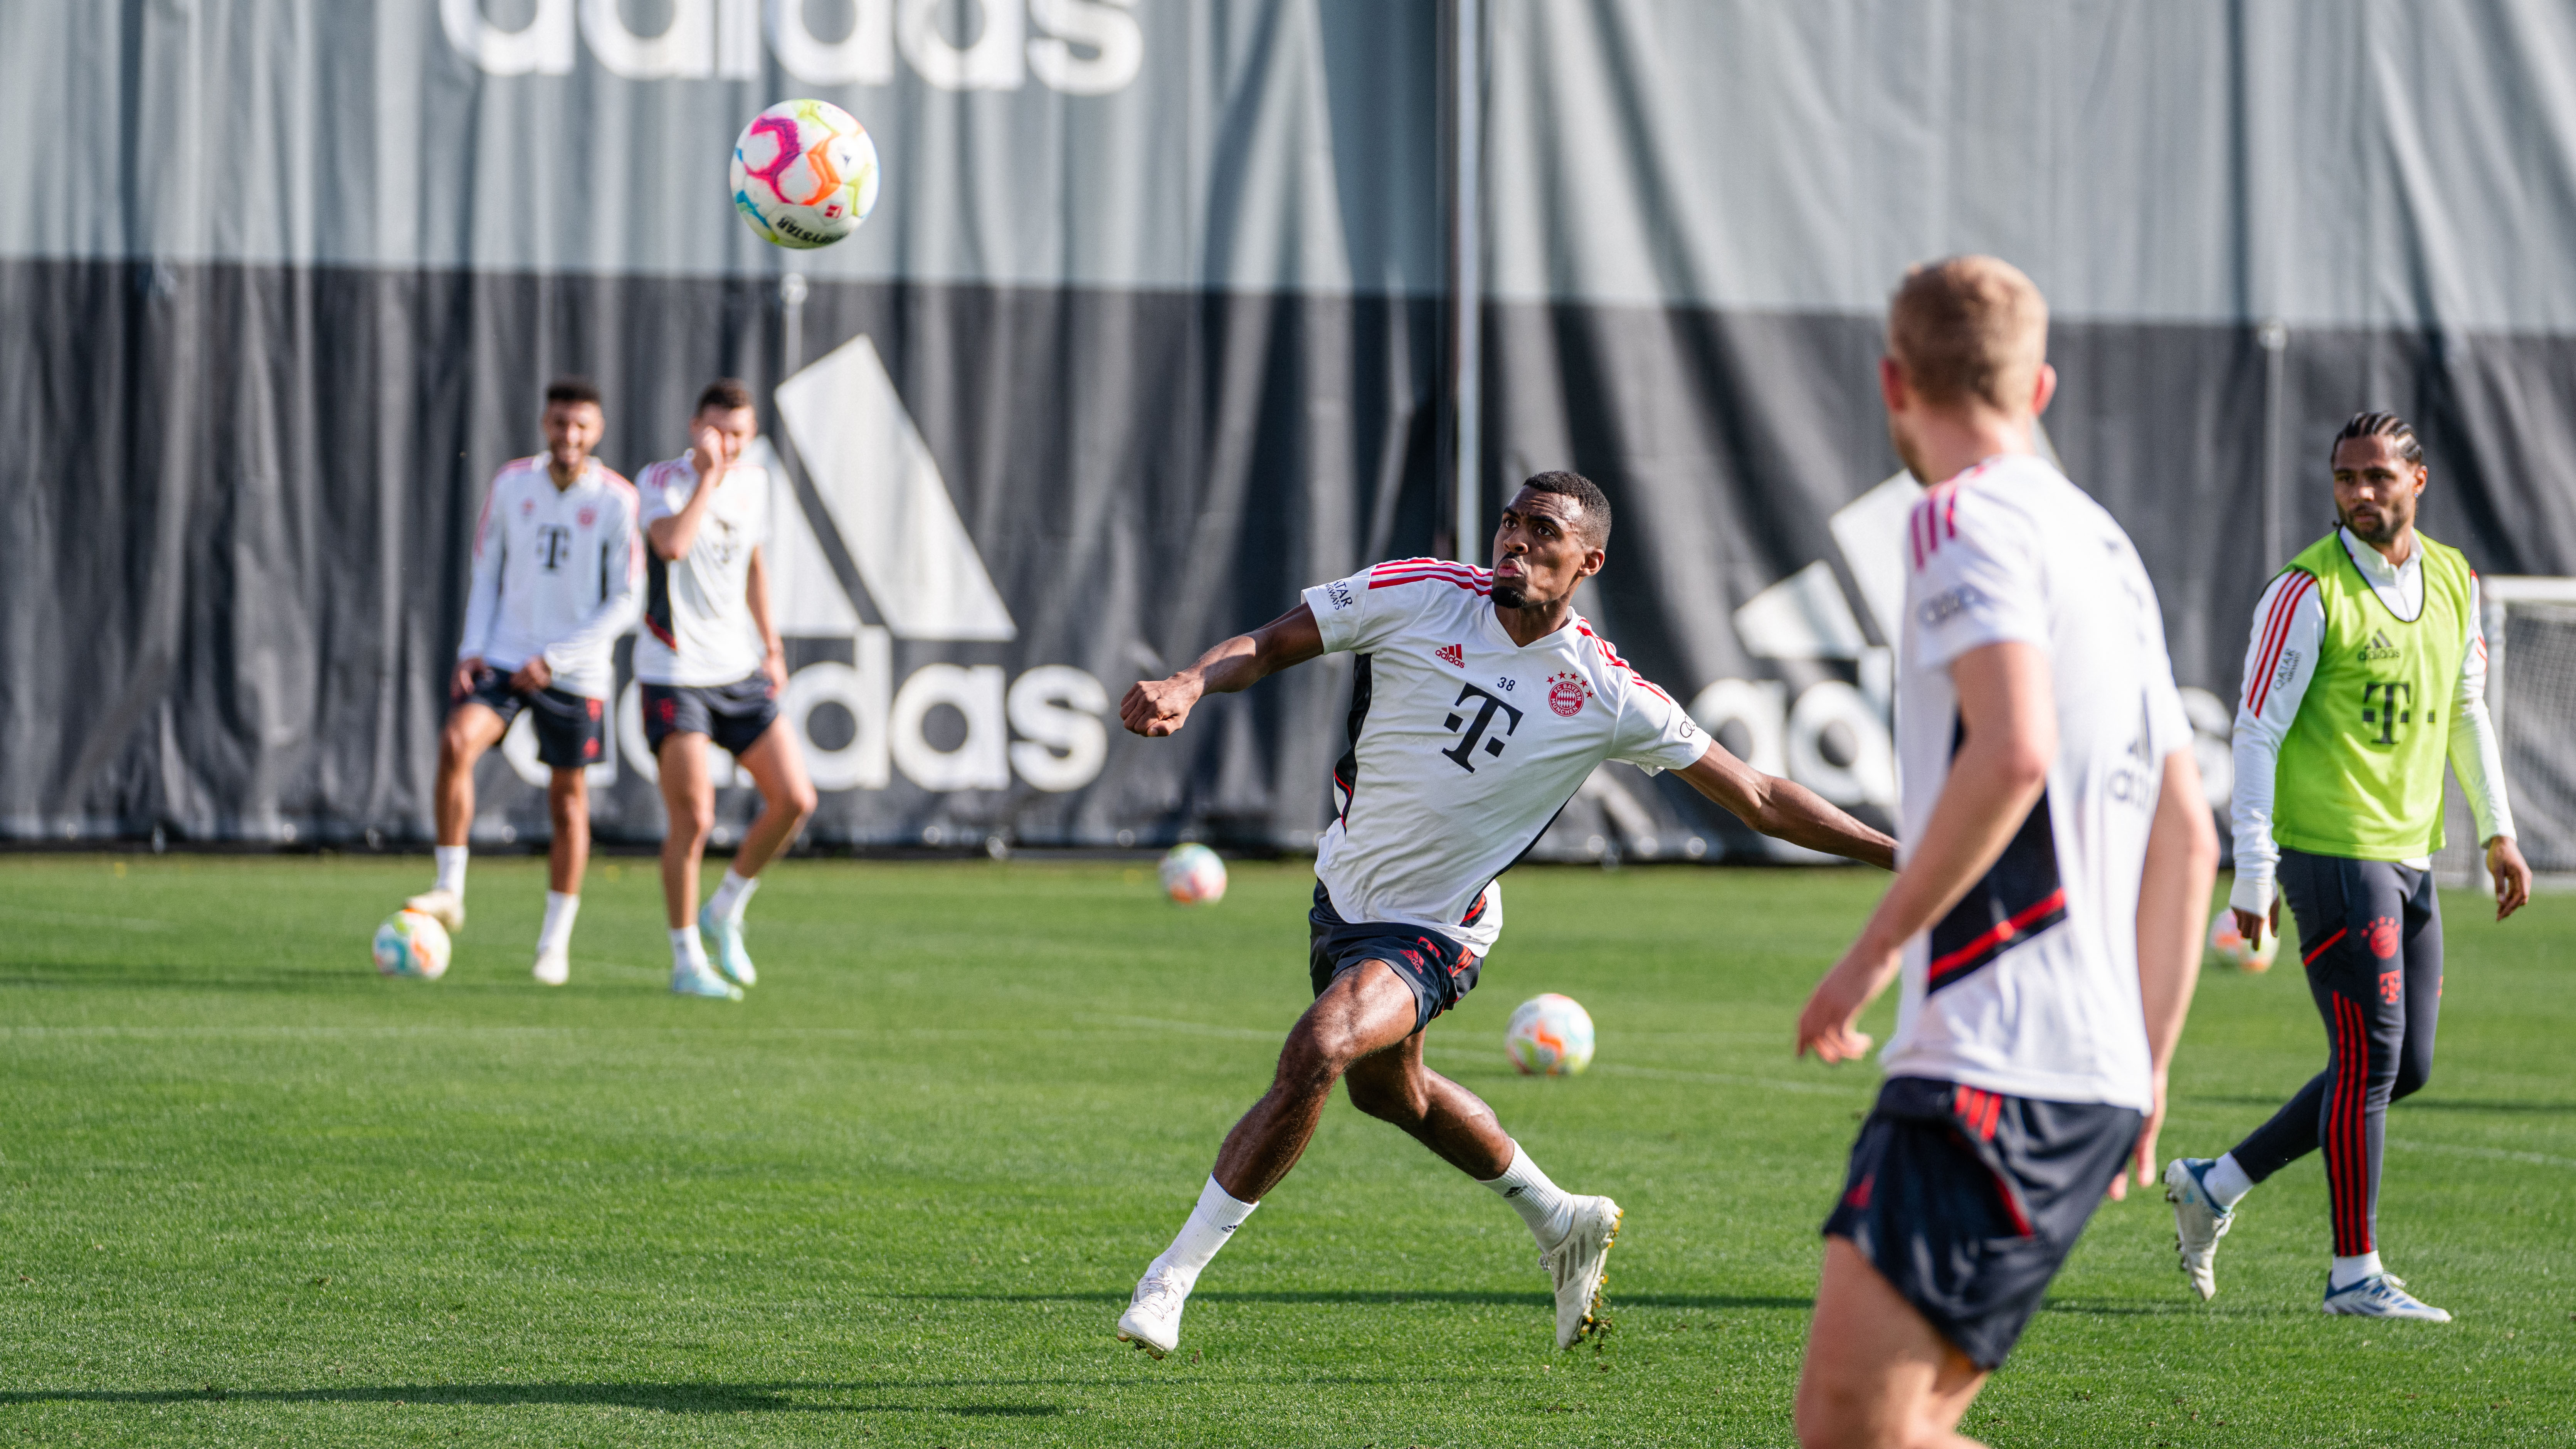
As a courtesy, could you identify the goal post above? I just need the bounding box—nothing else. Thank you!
[2438,576,2576,885]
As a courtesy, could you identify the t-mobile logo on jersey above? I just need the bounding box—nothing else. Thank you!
[533,524,572,571]
[1441,684,1524,773]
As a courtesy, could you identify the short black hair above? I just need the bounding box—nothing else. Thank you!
[543,376,602,409]
[2332,410,2424,467]
[695,378,755,415]
[1517,470,1612,546]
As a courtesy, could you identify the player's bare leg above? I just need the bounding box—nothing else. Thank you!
[1344,1030,1624,1346]
[409,702,506,931]
[1210,962,1428,1199]
[698,724,816,988]
[1123,962,1614,1355]
[655,732,736,1000]
[1795,1237,1990,1449]
[531,766,588,986]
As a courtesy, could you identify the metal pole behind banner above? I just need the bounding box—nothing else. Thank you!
[780,271,809,377]
[1446,0,1482,566]
[2258,317,2287,568]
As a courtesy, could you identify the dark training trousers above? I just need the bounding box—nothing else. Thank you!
[2228,848,2443,1257]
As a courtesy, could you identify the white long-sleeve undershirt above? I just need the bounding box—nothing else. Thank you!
[2229,528,2515,915]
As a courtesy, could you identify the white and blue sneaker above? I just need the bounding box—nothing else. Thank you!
[2163,1158,2235,1301]
[671,958,744,1001]
[699,903,758,988]
[2323,1272,2452,1322]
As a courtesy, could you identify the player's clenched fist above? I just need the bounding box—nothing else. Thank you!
[1122,675,1204,736]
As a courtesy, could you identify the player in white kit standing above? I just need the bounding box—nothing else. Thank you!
[634,380,817,1001]
[409,377,639,985]
[1791,259,2218,1448]
[1113,471,1898,1358]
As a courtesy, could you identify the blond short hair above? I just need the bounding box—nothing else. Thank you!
[1887,256,2048,412]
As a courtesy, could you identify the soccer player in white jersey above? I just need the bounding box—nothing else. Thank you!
[634,380,817,1001]
[1111,471,1898,1358]
[1790,258,2218,1449]
[408,377,639,985]
[2160,412,2530,1321]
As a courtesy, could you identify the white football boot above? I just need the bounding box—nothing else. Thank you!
[671,959,744,1001]
[2323,1272,2452,1322]
[1542,1195,1622,1349]
[531,948,570,987]
[404,888,464,933]
[1115,1270,1188,1358]
[700,901,757,988]
[2163,1158,2235,1301]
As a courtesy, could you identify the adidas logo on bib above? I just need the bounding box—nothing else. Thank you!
[2360,628,2401,662]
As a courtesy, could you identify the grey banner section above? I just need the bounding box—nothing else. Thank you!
[1484,0,2576,331]
[0,1,1437,295]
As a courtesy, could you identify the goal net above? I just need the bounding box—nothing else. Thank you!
[2439,577,2576,881]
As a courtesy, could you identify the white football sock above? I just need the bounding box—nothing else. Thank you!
[433,846,469,896]
[2331,1251,2384,1290]
[1145,1177,1259,1294]
[2204,1152,2255,1208]
[536,892,579,956]
[1481,1142,1577,1247]
[670,925,709,973]
[706,868,760,925]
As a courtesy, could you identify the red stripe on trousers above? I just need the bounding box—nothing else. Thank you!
[2302,925,2347,966]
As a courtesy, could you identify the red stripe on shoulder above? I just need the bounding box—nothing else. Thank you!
[2245,570,2317,716]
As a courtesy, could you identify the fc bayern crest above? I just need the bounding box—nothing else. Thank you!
[1548,671,1592,717]
[577,506,597,526]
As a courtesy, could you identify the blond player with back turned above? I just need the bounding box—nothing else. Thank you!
[1790,258,2219,1449]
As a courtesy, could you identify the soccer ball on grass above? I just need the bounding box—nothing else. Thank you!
[730,99,881,249]
[1506,993,1595,1076]
[1159,844,1227,905]
[2206,908,2277,973]
[373,908,451,980]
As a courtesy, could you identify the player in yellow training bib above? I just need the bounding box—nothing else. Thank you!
[2162,412,2533,1321]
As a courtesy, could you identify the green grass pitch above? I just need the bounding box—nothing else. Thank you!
[0,853,2569,1446]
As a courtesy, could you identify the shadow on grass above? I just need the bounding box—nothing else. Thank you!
[0,1382,1062,1416]
[897,1289,1813,1310]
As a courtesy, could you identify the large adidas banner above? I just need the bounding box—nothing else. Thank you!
[9,2,2576,855]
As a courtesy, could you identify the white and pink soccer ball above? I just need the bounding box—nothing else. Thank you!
[730,99,881,250]
[372,908,451,981]
[1158,844,1228,905]
[1507,993,1596,1076]
[2206,909,2277,973]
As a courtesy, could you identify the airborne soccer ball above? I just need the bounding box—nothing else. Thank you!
[1159,844,1227,905]
[373,909,451,981]
[730,99,881,249]
[1506,993,1596,1076]
[2206,909,2277,974]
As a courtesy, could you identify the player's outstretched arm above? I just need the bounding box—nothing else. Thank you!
[1796,640,2055,1063]
[2122,745,2218,1199]
[647,424,730,561]
[1120,604,1325,738]
[1673,745,1896,870]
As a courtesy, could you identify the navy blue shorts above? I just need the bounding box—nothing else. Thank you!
[641,676,779,759]
[455,670,605,770]
[1307,883,1481,1035]
[1823,1076,2140,1370]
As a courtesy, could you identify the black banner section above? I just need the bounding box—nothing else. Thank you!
[2,258,1439,850]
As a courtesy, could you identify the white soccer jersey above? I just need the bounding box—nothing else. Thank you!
[1300,558,1710,958]
[1878,455,2193,1112]
[634,454,774,688]
[455,455,641,701]
[2226,530,2513,914]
